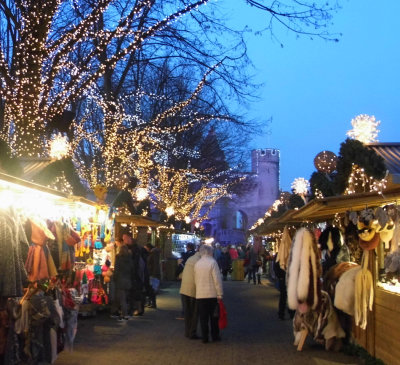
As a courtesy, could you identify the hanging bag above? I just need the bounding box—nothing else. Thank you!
[218,299,227,329]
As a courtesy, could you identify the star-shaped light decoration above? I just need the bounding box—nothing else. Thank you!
[136,187,149,201]
[49,134,70,160]
[346,114,380,143]
[291,177,310,196]
[165,206,175,217]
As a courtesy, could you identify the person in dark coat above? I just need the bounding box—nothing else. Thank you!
[112,244,133,321]
[247,245,258,285]
[145,243,161,308]
[123,233,147,316]
[176,243,196,279]
[273,253,295,320]
[218,247,232,281]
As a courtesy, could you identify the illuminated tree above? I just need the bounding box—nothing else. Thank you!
[335,139,386,194]
[149,166,240,221]
[0,0,212,156]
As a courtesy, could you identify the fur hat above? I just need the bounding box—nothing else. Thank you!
[357,219,377,242]
[319,226,342,252]
[378,221,395,245]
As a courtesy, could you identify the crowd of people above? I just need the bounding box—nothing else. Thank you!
[107,236,274,340]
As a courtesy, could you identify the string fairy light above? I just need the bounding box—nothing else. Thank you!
[0,0,211,157]
[250,192,289,230]
[344,164,387,195]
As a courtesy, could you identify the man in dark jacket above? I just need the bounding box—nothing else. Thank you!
[112,244,133,321]
[176,243,196,278]
[273,254,295,320]
[145,243,161,308]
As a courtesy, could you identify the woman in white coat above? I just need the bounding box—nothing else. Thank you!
[194,244,223,343]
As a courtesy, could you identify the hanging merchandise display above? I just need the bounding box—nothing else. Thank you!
[287,228,322,313]
[276,225,291,271]
[0,172,104,364]
[286,227,346,352]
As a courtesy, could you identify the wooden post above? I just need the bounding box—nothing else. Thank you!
[297,328,308,351]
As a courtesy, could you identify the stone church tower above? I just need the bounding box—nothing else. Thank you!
[201,148,280,245]
[236,148,280,229]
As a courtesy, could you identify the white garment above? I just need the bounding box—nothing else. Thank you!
[179,252,201,297]
[194,255,223,299]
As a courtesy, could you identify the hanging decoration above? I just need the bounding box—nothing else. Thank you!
[291,177,310,196]
[49,134,70,160]
[344,164,387,195]
[47,172,73,195]
[346,114,380,144]
[313,150,338,173]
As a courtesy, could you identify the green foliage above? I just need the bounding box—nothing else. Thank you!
[309,171,336,198]
[335,139,387,194]
[136,199,151,217]
[270,203,288,218]
[0,139,22,176]
[288,194,305,209]
[32,158,87,196]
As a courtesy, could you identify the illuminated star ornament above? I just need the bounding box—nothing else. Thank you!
[291,177,310,196]
[346,114,380,143]
[49,134,70,160]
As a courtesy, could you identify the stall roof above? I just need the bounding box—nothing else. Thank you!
[286,187,400,222]
[0,171,96,208]
[114,214,164,227]
[0,171,69,198]
[254,209,300,235]
[18,157,53,180]
[254,188,400,234]
[367,142,400,180]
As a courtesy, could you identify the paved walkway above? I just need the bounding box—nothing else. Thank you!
[55,278,361,365]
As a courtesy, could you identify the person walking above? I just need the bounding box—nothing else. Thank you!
[112,244,133,322]
[219,247,232,281]
[194,245,223,343]
[145,243,161,308]
[247,245,258,285]
[179,251,201,339]
[273,253,295,320]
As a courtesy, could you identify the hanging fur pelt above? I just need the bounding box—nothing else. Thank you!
[287,228,322,312]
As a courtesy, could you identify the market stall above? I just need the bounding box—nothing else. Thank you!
[275,187,400,364]
[112,214,178,280]
[0,172,104,364]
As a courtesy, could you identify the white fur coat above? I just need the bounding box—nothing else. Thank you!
[287,228,321,311]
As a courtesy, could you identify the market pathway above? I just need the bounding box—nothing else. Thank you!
[55,278,361,365]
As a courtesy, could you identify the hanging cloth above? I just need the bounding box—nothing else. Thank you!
[276,225,292,271]
[354,250,374,330]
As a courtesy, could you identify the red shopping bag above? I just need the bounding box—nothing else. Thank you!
[218,299,227,329]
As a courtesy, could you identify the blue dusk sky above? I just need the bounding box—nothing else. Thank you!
[224,0,400,191]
